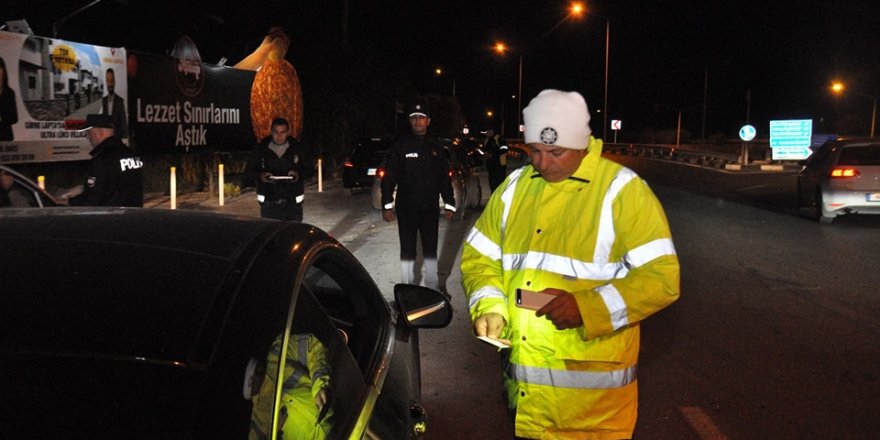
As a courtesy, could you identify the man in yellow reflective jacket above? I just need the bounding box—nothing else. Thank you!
[461,89,680,439]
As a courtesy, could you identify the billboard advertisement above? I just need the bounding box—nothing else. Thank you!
[0,30,259,164]
[127,50,256,154]
[0,30,126,164]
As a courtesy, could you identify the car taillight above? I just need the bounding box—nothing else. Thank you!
[448,170,454,177]
[830,167,859,178]
[377,168,385,179]
[343,158,353,168]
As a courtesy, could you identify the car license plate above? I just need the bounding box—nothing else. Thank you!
[367,168,377,176]
[867,192,880,202]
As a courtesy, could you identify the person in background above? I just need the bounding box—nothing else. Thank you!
[100,68,127,138]
[0,57,18,141]
[244,117,313,221]
[460,89,680,439]
[381,101,456,291]
[483,127,507,193]
[63,114,143,207]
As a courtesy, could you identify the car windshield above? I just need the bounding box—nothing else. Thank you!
[838,144,880,166]
[351,140,390,165]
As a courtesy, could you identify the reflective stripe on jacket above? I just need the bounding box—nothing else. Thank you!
[461,137,680,439]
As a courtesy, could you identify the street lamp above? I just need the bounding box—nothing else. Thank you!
[570,2,610,141]
[830,80,878,138]
[493,42,523,138]
[434,67,456,97]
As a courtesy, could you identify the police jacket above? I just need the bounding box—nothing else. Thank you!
[244,135,313,204]
[69,136,143,207]
[380,134,455,213]
[460,137,680,439]
[484,134,507,169]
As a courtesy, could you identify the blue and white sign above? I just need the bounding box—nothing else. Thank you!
[770,119,813,160]
[770,119,812,147]
[772,146,813,160]
[739,124,756,141]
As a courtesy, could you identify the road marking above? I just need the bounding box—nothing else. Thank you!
[679,406,729,440]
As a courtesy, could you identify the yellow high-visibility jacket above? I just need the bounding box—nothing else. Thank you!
[461,137,680,440]
[250,333,331,440]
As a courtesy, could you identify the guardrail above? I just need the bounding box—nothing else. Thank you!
[506,139,802,172]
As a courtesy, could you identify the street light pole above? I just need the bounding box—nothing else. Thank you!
[517,54,523,138]
[602,19,610,141]
[829,80,878,138]
[871,96,877,138]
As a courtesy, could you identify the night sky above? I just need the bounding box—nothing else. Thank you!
[4,0,880,140]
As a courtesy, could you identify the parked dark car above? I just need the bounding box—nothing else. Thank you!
[797,138,880,223]
[0,208,452,439]
[0,164,58,207]
[369,138,482,218]
[342,137,392,196]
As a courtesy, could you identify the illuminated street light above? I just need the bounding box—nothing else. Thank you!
[830,80,878,138]
[434,66,456,97]
[570,2,610,141]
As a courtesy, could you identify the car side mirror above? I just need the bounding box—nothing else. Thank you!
[394,284,453,329]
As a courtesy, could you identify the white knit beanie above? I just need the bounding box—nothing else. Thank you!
[522,89,592,150]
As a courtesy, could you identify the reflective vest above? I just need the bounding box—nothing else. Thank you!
[461,137,680,439]
[249,333,332,440]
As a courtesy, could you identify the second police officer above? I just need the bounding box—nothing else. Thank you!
[381,101,456,291]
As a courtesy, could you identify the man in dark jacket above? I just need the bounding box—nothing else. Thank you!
[381,101,456,290]
[483,127,508,193]
[244,117,313,221]
[65,114,143,207]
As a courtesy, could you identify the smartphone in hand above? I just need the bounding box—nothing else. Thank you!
[515,288,556,311]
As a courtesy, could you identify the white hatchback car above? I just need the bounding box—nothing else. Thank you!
[797,138,880,223]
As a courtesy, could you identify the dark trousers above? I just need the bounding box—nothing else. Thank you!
[488,165,507,193]
[396,208,439,260]
[260,199,303,221]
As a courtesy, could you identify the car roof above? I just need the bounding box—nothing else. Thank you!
[0,208,314,365]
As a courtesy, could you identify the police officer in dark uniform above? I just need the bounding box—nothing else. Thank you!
[381,102,456,290]
[245,117,313,221]
[65,113,143,207]
[483,127,508,193]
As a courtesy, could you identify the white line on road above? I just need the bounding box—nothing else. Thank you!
[679,406,729,440]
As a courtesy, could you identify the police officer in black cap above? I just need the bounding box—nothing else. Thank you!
[381,101,456,290]
[63,113,143,207]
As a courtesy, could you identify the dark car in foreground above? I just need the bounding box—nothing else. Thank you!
[0,164,58,207]
[0,208,452,439]
[797,138,880,223]
[343,138,392,196]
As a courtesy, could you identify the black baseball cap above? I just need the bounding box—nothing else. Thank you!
[78,114,115,131]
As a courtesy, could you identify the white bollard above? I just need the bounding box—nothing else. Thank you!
[317,158,323,193]
[170,166,177,210]
[218,163,225,206]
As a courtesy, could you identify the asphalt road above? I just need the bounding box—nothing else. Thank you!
[158,153,880,439]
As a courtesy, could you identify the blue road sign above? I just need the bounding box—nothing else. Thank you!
[770,119,812,149]
[739,124,757,141]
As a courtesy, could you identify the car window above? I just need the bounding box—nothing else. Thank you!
[248,285,365,440]
[247,245,392,440]
[352,141,389,165]
[1,179,40,207]
[838,144,880,166]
